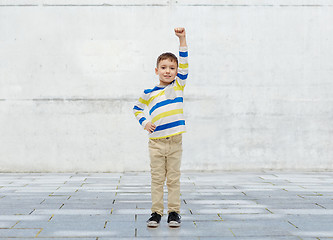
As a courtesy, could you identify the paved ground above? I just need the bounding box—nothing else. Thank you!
[0,172,333,239]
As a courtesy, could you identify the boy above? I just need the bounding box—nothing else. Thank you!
[133,28,188,228]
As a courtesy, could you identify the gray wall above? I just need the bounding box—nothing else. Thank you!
[1,0,333,172]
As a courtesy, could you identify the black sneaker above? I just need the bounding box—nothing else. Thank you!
[167,212,181,228]
[147,212,161,228]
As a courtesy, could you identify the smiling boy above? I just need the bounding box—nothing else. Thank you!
[133,28,188,228]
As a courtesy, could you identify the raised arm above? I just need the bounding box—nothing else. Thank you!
[175,28,188,87]
[175,27,187,47]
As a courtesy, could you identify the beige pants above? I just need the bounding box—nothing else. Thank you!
[148,134,182,216]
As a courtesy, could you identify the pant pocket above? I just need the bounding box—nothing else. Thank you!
[172,134,182,144]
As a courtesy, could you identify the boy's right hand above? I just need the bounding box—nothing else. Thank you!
[145,122,156,133]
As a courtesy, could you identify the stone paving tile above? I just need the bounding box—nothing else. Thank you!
[0,221,17,228]
[286,215,333,232]
[0,228,42,238]
[0,239,96,240]
[0,172,333,239]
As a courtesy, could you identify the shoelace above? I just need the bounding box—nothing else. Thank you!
[169,212,181,220]
[148,213,160,222]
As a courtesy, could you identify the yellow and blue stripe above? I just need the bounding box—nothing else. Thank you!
[133,46,188,139]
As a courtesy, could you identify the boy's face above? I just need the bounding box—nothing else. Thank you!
[155,59,178,86]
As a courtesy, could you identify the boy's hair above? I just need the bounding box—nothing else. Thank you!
[156,52,178,67]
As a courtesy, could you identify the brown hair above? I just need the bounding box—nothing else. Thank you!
[156,52,178,67]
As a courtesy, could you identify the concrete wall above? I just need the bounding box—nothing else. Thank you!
[1,0,333,172]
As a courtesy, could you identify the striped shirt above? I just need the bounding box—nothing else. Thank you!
[133,46,188,139]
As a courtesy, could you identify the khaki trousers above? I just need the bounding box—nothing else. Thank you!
[148,134,182,216]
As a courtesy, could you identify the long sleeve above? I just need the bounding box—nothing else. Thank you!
[176,46,188,87]
[133,91,149,128]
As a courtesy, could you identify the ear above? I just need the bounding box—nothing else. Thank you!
[155,67,158,75]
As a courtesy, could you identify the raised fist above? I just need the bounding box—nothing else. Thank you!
[174,27,186,38]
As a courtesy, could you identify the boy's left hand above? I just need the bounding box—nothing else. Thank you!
[175,27,186,38]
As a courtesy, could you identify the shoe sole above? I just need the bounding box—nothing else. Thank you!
[147,221,159,228]
[168,221,181,228]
